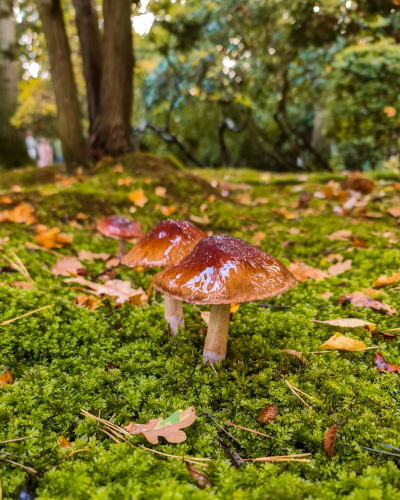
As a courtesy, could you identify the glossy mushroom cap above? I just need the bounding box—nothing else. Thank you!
[154,234,296,304]
[97,216,143,241]
[121,219,206,269]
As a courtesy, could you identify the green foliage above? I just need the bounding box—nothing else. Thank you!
[1,166,400,497]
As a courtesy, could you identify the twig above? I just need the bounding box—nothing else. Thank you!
[66,449,92,459]
[244,453,311,462]
[0,458,39,475]
[138,444,210,467]
[0,437,34,444]
[283,378,309,406]
[214,417,274,439]
[204,411,245,448]
[359,445,400,458]
[207,357,219,377]
[376,441,400,452]
[25,241,63,257]
[0,450,30,460]
[1,305,52,326]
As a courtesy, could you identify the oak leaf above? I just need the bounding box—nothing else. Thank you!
[35,226,72,249]
[124,406,195,444]
[311,318,375,332]
[373,272,400,288]
[160,205,176,216]
[338,291,397,316]
[288,261,329,282]
[258,403,278,424]
[186,463,214,489]
[374,352,400,373]
[74,294,102,311]
[0,366,13,387]
[52,257,83,276]
[320,332,366,351]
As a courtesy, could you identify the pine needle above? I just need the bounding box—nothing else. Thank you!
[283,378,309,406]
[1,305,52,326]
[244,453,311,462]
[138,445,210,467]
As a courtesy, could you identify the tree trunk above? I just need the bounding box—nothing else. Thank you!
[72,0,102,134]
[0,0,30,167]
[90,0,133,158]
[35,0,88,172]
[311,103,331,163]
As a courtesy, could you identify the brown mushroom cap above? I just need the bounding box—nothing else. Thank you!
[97,216,144,241]
[154,234,296,304]
[121,219,206,269]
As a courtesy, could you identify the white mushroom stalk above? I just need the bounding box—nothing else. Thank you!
[164,295,185,335]
[203,304,231,364]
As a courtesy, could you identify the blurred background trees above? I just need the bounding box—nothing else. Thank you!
[2,0,400,172]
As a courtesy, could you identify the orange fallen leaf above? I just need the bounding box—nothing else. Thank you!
[288,261,330,282]
[384,106,396,118]
[208,195,216,203]
[117,177,133,186]
[155,186,167,197]
[326,254,343,263]
[373,272,400,288]
[318,291,333,299]
[113,165,123,173]
[0,203,36,224]
[74,294,102,311]
[387,207,400,218]
[235,194,253,205]
[272,208,297,220]
[0,366,14,387]
[189,215,210,224]
[10,281,34,290]
[128,189,148,207]
[326,230,352,241]
[75,213,88,220]
[320,332,366,351]
[311,318,375,331]
[350,238,369,249]
[257,403,278,424]
[252,232,266,246]
[59,436,73,448]
[374,351,400,373]
[35,226,72,249]
[0,195,13,204]
[364,288,388,297]
[338,291,397,316]
[161,205,176,216]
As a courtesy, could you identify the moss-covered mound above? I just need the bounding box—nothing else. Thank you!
[1,163,400,499]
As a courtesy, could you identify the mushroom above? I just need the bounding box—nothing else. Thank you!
[121,219,206,334]
[97,216,144,257]
[154,234,296,364]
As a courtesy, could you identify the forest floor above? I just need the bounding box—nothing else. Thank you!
[1,154,400,499]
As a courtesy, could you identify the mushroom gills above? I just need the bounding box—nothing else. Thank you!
[164,295,185,335]
[203,303,231,365]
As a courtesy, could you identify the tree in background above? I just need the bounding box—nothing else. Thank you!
[0,0,30,168]
[35,0,88,172]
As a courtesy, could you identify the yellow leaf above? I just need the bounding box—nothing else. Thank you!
[320,332,366,351]
[374,272,400,288]
[128,189,148,207]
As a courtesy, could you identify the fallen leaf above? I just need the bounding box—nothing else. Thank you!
[258,403,278,424]
[208,195,216,203]
[347,172,375,194]
[124,406,196,444]
[189,215,210,224]
[283,349,307,364]
[235,193,253,205]
[117,177,133,186]
[52,257,83,277]
[272,208,297,219]
[155,186,167,197]
[128,189,148,207]
[199,204,207,213]
[338,291,398,316]
[59,436,73,448]
[105,257,120,268]
[65,277,148,305]
[327,259,352,276]
[320,332,366,351]
[9,281,34,289]
[74,294,102,311]
[373,272,400,288]
[35,226,72,249]
[113,165,123,173]
[372,331,397,341]
[364,288,388,297]
[350,238,369,249]
[252,232,266,246]
[0,203,36,224]
[0,366,13,387]
[319,291,333,299]
[186,463,214,489]
[288,261,330,282]
[327,254,343,262]
[311,318,375,331]
[374,351,400,373]
[215,437,244,468]
[324,424,339,459]
[326,230,352,241]
[160,205,176,216]
[288,227,301,235]
[384,106,396,118]
[104,361,120,371]
[387,207,400,218]
[230,303,240,316]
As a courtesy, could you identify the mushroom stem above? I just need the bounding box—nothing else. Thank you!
[118,240,128,257]
[164,295,185,335]
[203,303,231,365]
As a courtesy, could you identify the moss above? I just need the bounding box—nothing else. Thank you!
[1,165,400,498]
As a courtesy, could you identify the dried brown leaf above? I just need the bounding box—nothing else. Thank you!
[324,425,339,459]
[326,230,352,241]
[387,207,400,218]
[374,351,400,373]
[52,257,83,276]
[59,436,73,448]
[9,281,34,290]
[258,403,278,424]
[288,261,330,282]
[0,366,13,387]
[35,226,72,249]
[272,208,297,219]
[311,318,375,331]
[328,259,352,276]
[186,462,214,489]
[338,291,398,316]
[283,349,308,364]
[373,272,400,288]
[318,291,333,299]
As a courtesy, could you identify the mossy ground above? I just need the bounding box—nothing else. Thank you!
[1,157,400,499]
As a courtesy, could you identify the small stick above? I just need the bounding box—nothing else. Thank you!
[1,305,52,326]
[25,241,63,257]
[0,450,30,460]
[99,428,121,443]
[283,378,309,407]
[387,328,400,332]
[109,413,116,422]
[147,277,154,299]
[244,453,312,462]
[0,458,39,474]
[0,437,34,444]
[207,356,219,377]
[66,449,92,459]
[216,418,274,439]
[204,411,245,448]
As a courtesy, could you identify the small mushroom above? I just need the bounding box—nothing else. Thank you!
[97,216,143,257]
[121,219,206,334]
[154,235,296,364]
